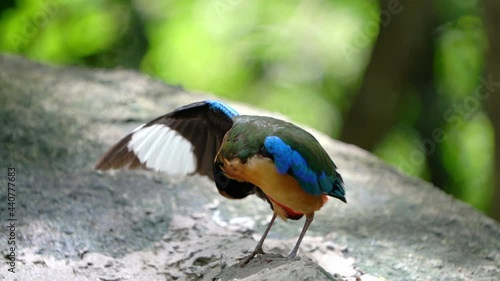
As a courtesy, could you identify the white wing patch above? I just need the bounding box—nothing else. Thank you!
[127,124,197,174]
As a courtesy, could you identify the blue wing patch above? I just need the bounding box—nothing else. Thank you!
[206,100,239,118]
[264,136,343,197]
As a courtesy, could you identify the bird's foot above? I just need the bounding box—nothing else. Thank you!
[237,247,265,267]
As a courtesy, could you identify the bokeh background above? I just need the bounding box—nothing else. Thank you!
[1,0,498,221]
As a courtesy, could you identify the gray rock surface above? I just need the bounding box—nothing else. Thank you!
[0,54,499,281]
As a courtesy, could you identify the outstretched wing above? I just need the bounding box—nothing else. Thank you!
[95,100,238,180]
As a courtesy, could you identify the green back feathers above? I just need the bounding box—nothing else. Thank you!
[220,116,335,175]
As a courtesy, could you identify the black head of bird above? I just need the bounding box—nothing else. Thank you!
[95,100,346,266]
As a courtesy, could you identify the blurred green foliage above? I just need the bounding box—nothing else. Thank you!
[0,0,494,216]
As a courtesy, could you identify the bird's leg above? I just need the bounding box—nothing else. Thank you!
[238,213,277,267]
[288,213,314,259]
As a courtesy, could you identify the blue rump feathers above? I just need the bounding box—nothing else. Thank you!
[264,136,342,196]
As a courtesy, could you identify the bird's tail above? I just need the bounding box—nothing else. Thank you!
[328,173,346,203]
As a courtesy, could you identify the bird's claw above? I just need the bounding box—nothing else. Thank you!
[237,247,265,267]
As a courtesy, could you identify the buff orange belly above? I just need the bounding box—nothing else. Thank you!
[220,156,326,220]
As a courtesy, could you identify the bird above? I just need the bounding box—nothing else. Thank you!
[94,100,346,266]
